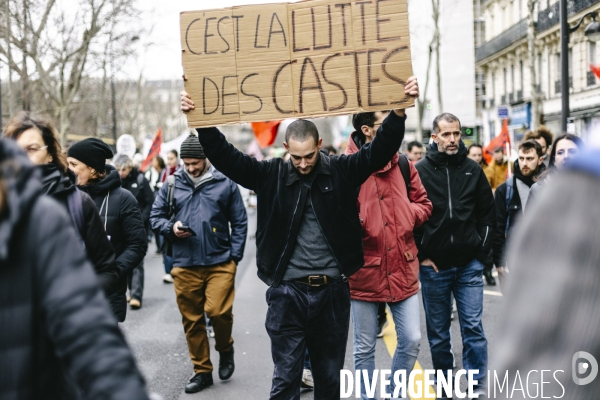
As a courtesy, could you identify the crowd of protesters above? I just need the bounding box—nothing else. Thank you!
[0,71,596,400]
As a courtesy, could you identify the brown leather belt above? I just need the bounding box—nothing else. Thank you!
[295,275,337,287]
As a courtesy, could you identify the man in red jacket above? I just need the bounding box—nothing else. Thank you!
[346,112,433,399]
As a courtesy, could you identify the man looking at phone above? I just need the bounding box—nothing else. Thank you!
[150,134,248,394]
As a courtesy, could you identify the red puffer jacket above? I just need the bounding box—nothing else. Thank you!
[346,133,432,302]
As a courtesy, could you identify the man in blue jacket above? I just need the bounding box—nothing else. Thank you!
[150,134,248,394]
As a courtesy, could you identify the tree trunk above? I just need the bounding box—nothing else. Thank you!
[527,0,540,130]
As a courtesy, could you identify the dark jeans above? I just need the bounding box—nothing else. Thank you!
[265,279,350,400]
[419,259,488,388]
[127,261,144,301]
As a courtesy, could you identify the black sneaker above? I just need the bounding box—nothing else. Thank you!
[185,372,213,393]
[219,347,235,380]
[483,270,496,286]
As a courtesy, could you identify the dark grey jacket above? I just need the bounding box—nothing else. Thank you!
[0,140,149,400]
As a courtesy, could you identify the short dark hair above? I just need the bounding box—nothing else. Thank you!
[549,134,585,168]
[518,139,543,157]
[285,119,319,145]
[407,141,423,152]
[494,147,504,154]
[168,149,178,158]
[154,155,166,169]
[432,113,461,134]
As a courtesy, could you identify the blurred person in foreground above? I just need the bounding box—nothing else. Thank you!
[3,111,120,297]
[0,139,150,400]
[114,153,154,310]
[490,147,600,400]
[67,138,147,322]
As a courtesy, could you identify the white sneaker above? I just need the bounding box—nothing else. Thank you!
[162,274,174,283]
[301,369,314,389]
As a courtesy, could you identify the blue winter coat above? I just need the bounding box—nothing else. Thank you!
[150,167,247,267]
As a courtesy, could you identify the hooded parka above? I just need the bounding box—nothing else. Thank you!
[345,133,432,302]
[0,140,149,400]
[39,164,120,295]
[78,164,147,322]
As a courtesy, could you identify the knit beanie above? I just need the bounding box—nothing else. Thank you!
[180,134,206,159]
[67,138,114,172]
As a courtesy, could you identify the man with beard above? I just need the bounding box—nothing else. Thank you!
[492,139,545,284]
[150,134,248,393]
[414,113,495,399]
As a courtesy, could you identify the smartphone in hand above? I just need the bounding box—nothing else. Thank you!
[178,225,197,236]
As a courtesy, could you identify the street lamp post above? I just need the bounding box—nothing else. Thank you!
[560,0,600,133]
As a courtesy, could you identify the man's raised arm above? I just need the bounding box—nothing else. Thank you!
[341,76,419,187]
[181,92,270,192]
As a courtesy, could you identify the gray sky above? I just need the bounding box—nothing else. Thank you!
[138,0,288,81]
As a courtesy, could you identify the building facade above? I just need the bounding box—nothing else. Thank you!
[476,0,600,147]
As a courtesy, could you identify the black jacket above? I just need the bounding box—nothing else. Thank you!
[39,164,120,296]
[414,141,495,269]
[196,111,406,287]
[79,165,147,322]
[0,140,149,400]
[121,168,154,226]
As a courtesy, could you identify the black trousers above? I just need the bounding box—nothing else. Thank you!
[265,279,350,400]
[127,261,144,301]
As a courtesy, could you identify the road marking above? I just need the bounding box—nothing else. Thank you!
[383,312,436,399]
[484,289,503,297]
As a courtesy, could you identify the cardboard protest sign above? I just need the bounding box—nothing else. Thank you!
[180,0,413,127]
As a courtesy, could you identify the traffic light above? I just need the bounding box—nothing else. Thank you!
[462,127,474,136]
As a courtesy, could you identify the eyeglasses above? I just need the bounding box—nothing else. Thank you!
[25,145,48,155]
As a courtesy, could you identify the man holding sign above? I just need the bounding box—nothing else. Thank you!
[180,75,417,399]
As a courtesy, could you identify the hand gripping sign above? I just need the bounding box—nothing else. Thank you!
[180,0,414,127]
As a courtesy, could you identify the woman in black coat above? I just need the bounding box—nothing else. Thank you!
[67,138,148,322]
[3,111,120,297]
[0,139,150,400]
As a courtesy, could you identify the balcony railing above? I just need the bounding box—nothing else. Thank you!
[538,0,600,33]
[476,19,528,62]
[588,70,597,86]
[477,0,600,63]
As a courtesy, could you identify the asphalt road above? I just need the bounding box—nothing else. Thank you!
[121,210,504,399]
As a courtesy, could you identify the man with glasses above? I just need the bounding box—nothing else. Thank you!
[414,113,495,399]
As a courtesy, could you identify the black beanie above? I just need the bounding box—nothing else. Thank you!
[67,138,114,172]
[180,134,206,159]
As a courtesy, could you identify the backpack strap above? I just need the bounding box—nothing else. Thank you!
[67,188,86,241]
[398,154,412,201]
[504,177,514,237]
[166,175,176,220]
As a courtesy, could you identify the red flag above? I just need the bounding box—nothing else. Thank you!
[141,127,163,172]
[590,64,600,80]
[484,119,511,165]
[251,121,281,148]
